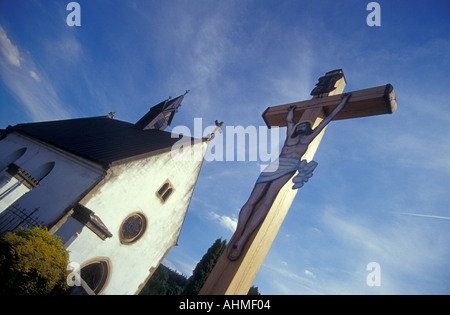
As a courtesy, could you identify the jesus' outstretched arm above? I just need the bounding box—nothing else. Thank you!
[286,105,296,136]
[308,93,351,140]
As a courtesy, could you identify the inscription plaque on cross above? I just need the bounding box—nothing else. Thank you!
[199,69,397,295]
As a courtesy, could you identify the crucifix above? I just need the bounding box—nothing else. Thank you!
[199,69,397,295]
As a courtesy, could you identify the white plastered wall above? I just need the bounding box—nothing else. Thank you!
[0,132,106,225]
[63,140,208,295]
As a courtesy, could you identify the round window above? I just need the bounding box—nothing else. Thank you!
[119,212,147,245]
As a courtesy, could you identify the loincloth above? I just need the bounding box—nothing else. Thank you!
[256,157,318,190]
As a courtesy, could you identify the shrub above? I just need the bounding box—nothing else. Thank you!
[0,227,69,295]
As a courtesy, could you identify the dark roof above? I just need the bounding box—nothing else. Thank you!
[7,116,200,168]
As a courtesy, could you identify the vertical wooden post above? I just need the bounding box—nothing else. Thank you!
[199,70,346,295]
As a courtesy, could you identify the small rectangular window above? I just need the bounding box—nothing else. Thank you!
[156,180,174,203]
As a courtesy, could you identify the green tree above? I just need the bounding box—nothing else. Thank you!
[140,264,188,295]
[165,266,188,295]
[140,264,169,295]
[183,238,227,295]
[0,227,69,295]
[140,238,261,295]
[248,286,261,295]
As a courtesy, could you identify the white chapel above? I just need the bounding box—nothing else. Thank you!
[0,93,208,294]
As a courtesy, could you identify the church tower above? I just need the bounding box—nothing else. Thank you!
[135,92,187,131]
[0,94,208,294]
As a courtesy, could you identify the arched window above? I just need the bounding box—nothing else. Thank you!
[32,161,55,182]
[0,161,55,213]
[156,180,174,203]
[0,147,27,171]
[162,188,173,201]
[80,257,112,295]
[157,183,169,197]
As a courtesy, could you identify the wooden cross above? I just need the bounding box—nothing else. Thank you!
[199,69,397,295]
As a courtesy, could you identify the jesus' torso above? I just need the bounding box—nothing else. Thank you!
[280,134,311,159]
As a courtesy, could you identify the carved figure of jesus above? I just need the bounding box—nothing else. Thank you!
[227,93,352,261]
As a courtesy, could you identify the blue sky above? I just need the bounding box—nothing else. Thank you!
[1,0,449,294]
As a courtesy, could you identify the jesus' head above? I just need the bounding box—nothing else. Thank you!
[291,121,313,138]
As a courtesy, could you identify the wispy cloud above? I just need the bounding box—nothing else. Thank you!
[209,211,237,233]
[261,260,321,295]
[259,201,449,294]
[50,35,83,63]
[161,3,239,117]
[401,213,450,221]
[0,26,20,67]
[317,205,449,293]
[0,25,72,123]
[29,70,41,82]
[304,269,316,279]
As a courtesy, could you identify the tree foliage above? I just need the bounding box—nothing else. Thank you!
[141,238,261,295]
[0,227,69,295]
[141,265,170,295]
[247,286,261,295]
[183,238,227,295]
[140,265,188,295]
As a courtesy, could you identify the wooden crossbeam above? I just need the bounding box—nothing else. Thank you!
[262,84,397,128]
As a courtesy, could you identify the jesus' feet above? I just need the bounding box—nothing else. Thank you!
[226,242,242,261]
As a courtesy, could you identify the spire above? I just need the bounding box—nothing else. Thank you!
[135,92,187,131]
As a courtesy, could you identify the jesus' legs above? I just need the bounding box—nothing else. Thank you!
[227,182,269,259]
[227,171,295,261]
